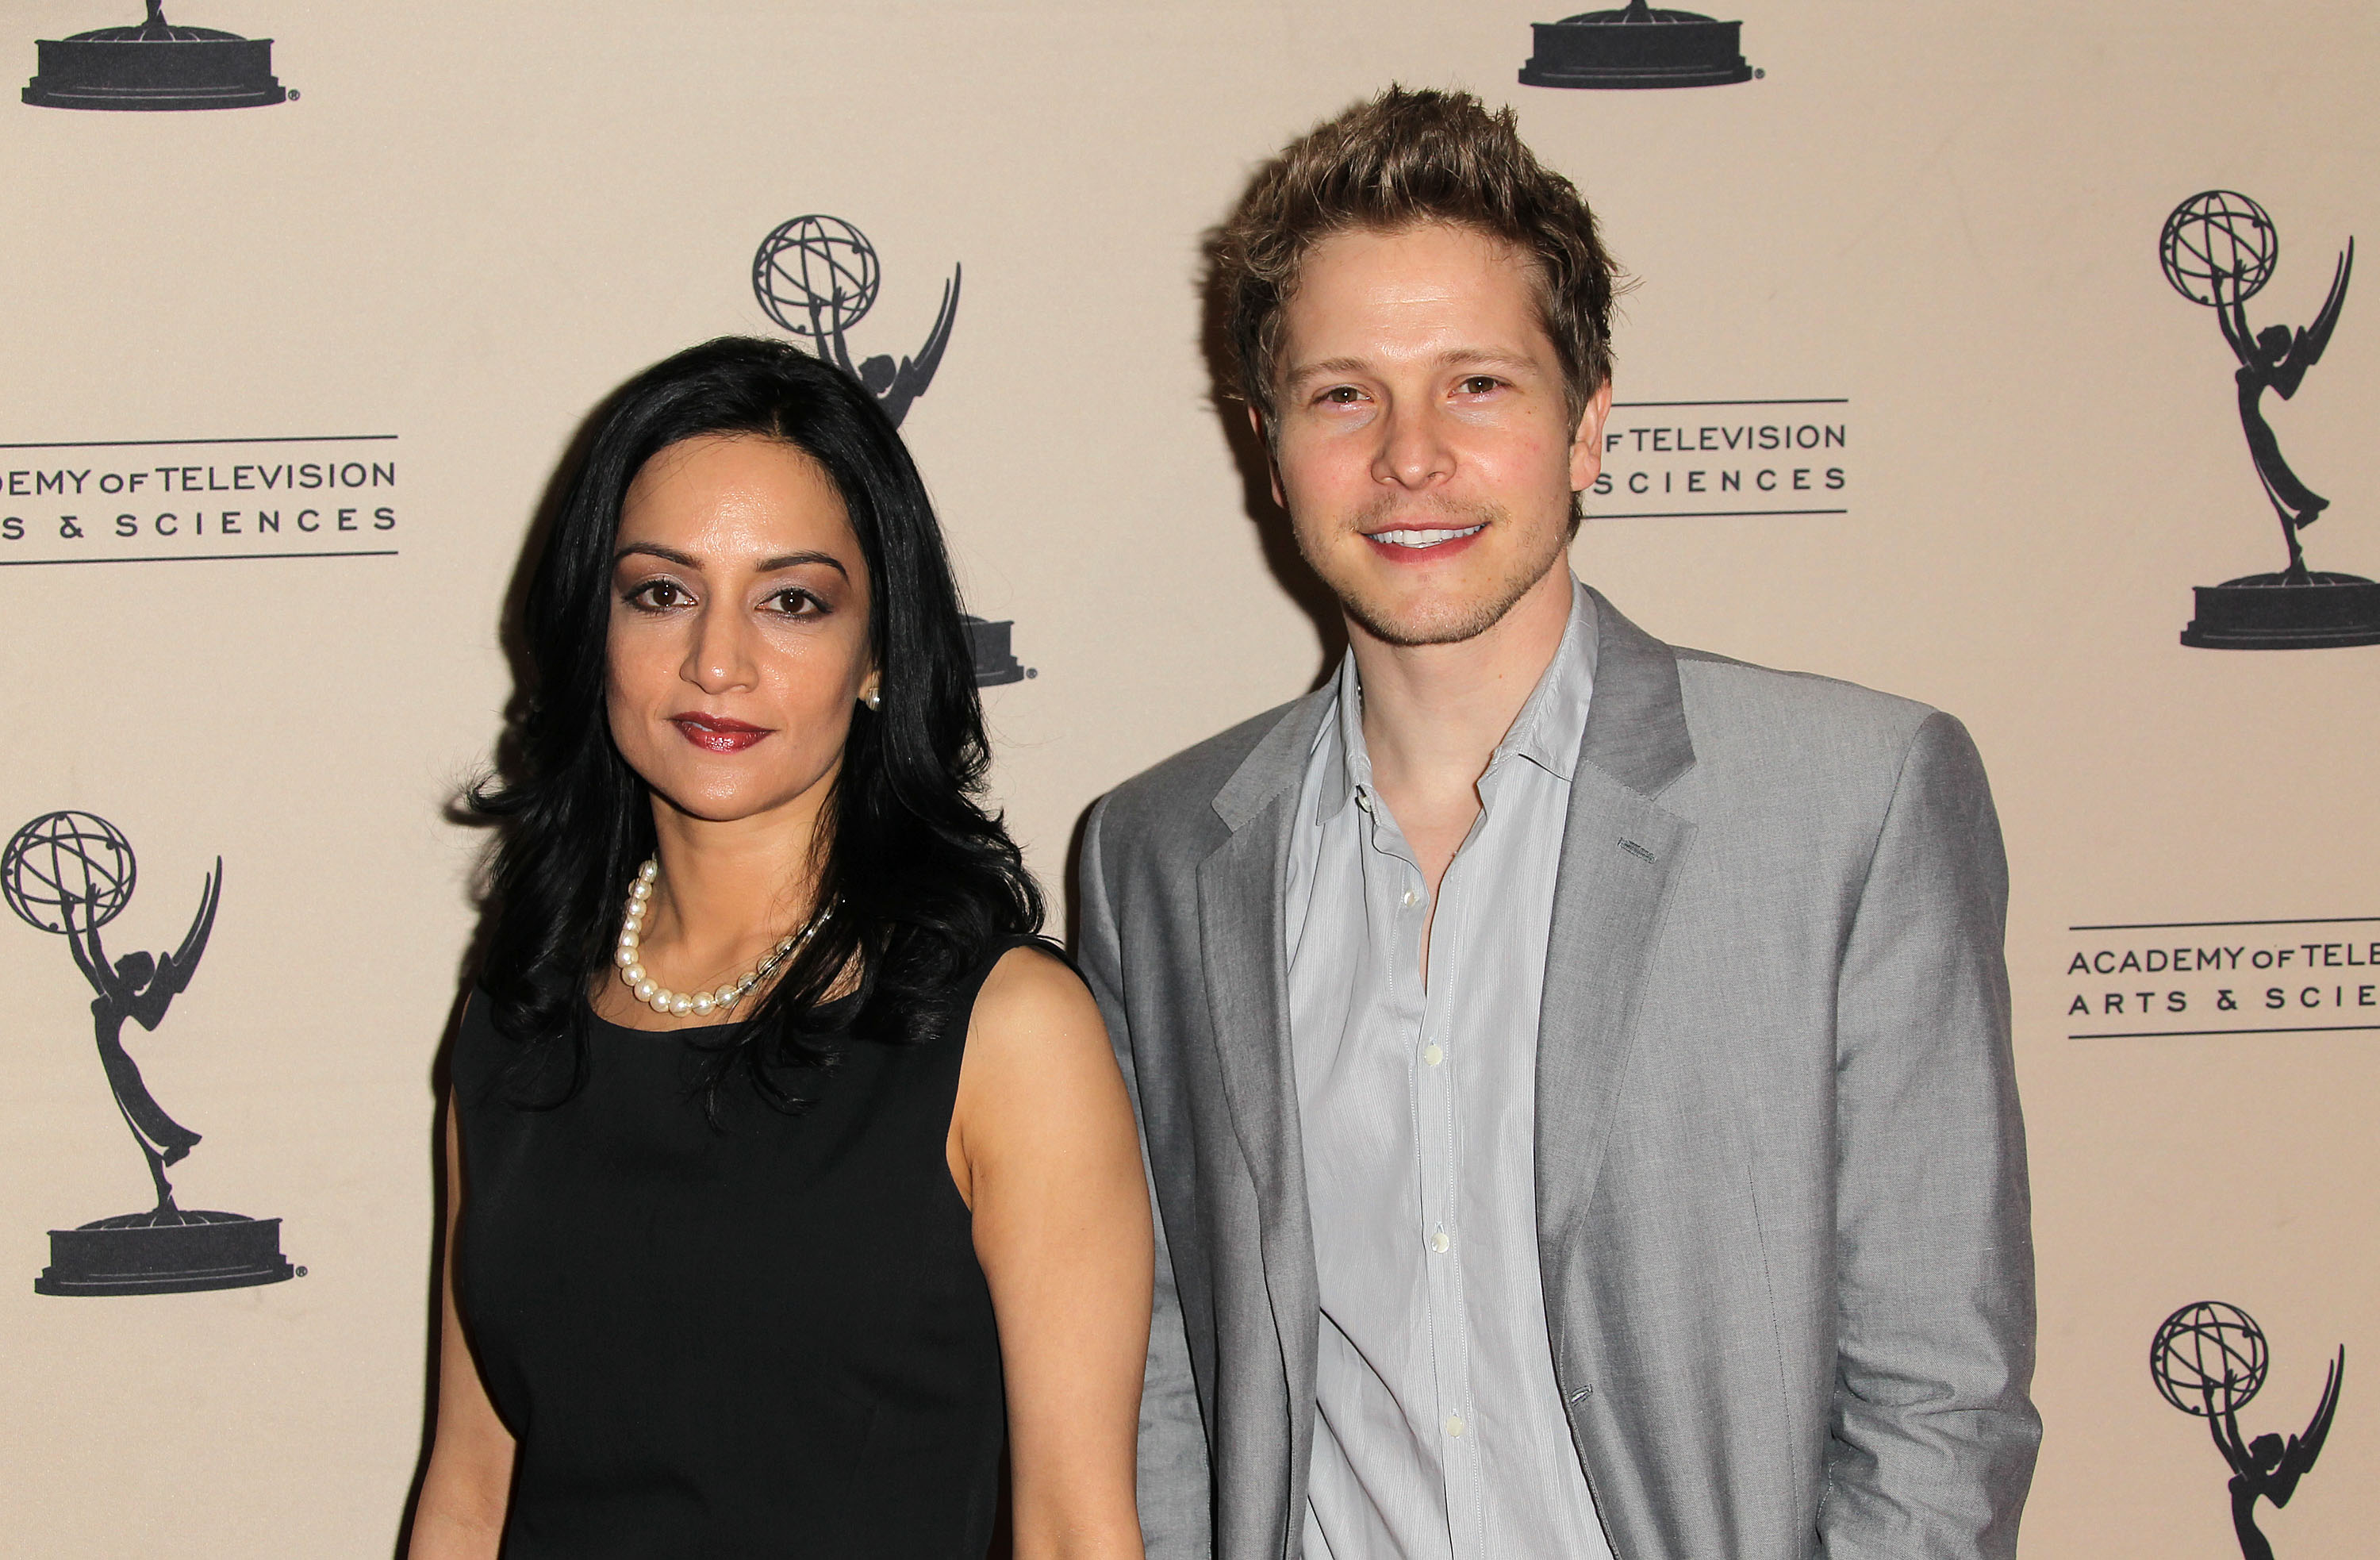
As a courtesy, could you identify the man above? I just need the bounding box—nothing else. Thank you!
[1079,87,2038,1560]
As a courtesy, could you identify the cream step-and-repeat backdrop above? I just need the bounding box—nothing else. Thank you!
[2,3,2372,1554]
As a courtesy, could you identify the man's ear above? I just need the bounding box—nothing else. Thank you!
[1568,378,1614,495]
[1249,404,1286,509]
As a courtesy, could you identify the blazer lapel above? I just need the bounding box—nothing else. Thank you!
[1196,689,1332,1468]
[1536,590,1699,1268]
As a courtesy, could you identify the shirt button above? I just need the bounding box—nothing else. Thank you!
[1422,1043,1444,1067]
[1444,1414,1465,1439]
[1401,887,1421,909]
[1430,1230,1450,1254]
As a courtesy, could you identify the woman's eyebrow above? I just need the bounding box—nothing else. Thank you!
[756,551,849,578]
[612,543,848,579]
[613,542,698,567]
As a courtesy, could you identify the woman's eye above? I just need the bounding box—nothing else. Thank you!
[767,588,824,618]
[627,578,689,609]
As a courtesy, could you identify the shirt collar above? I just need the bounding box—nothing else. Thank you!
[1311,574,1599,825]
[1495,574,1599,784]
[1312,649,1370,825]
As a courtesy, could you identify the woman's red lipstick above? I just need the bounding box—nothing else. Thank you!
[669,713,770,753]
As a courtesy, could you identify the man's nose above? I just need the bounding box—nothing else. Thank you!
[1373,398,1454,491]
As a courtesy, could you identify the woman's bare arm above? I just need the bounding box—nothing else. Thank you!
[952,947,1153,1560]
[405,1099,516,1559]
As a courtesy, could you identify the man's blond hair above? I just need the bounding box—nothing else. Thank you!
[1216,85,1622,437]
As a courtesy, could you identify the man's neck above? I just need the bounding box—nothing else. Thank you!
[1351,562,1574,869]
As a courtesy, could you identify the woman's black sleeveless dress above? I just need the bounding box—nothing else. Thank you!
[452,942,1031,1558]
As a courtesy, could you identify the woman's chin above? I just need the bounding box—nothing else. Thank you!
[645,775,820,830]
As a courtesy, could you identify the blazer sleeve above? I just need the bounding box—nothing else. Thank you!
[1822,711,2041,1558]
[1077,795,1214,1559]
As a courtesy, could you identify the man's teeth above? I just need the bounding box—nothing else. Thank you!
[1372,525,1484,548]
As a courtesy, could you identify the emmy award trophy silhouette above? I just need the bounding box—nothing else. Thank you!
[1519,2,1757,90]
[752,212,1027,687]
[2152,1301,2344,1560]
[5,811,296,1296]
[22,0,290,111]
[753,213,959,432]
[2161,191,2376,648]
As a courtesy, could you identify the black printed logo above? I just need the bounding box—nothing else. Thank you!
[2152,1301,2344,1558]
[750,213,1030,689]
[5,811,297,1295]
[1520,2,1759,90]
[23,1,290,112]
[2160,192,2375,649]
[754,214,958,432]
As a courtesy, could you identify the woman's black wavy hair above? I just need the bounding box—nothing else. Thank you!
[470,336,1042,1107]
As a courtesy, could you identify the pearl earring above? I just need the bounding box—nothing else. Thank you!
[862,683,882,712]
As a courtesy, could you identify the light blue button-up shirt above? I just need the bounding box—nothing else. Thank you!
[1286,576,1610,1560]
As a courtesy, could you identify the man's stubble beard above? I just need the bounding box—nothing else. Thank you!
[1298,496,1571,649]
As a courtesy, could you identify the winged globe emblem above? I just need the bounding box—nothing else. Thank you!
[747,215,1027,688]
[2152,1301,2346,1560]
[2159,193,2375,647]
[5,811,295,1295]
[751,213,959,430]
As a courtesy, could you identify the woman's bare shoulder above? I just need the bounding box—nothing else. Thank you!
[972,943,1095,1028]
[961,945,1119,1116]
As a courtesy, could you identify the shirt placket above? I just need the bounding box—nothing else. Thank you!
[1357,780,1484,1559]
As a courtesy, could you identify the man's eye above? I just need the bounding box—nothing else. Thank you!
[1458,375,1500,395]
[1321,386,1365,404]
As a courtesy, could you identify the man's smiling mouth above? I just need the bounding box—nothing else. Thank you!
[1368,524,1485,549]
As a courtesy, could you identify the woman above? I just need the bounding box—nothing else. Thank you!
[408,338,1151,1558]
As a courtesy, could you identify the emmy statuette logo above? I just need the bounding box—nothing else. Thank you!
[750,213,1030,688]
[2160,192,2374,649]
[754,214,958,432]
[2152,1301,2345,1560]
[1519,2,1760,90]
[22,1,290,111]
[5,812,297,1296]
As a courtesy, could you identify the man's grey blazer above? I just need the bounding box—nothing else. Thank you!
[1076,588,2040,1560]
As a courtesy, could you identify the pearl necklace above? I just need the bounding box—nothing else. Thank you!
[611,858,832,1019]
